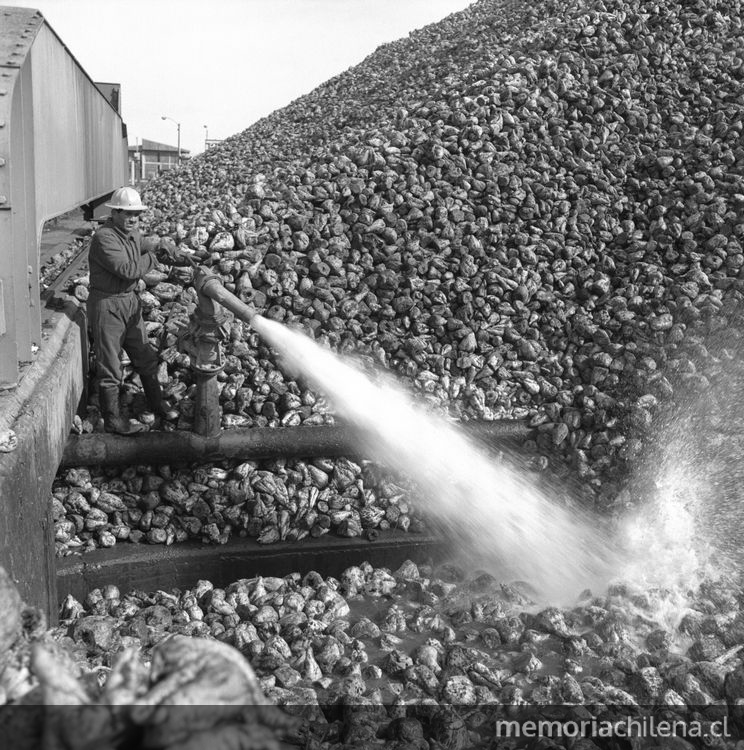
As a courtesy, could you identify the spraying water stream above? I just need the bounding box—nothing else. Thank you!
[251,315,622,604]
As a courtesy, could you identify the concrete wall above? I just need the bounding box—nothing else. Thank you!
[0,300,86,618]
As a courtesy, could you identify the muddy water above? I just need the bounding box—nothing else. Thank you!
[252,316,621,605]
[318,574,653,706]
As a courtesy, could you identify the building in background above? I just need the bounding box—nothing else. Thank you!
[128,140,191,183]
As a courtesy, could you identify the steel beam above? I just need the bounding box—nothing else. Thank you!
[60,420,533,468]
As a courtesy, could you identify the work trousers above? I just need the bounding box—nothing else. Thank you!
[87,290,159,393]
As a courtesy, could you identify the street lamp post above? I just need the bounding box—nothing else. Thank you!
[161,115,181,165]
[204,125,208,151]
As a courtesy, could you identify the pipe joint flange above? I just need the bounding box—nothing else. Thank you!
[193,360,225,376]
[193,268,223,298]
[193,305,232,335]
[189,337,225,375]
[180,312,231,374]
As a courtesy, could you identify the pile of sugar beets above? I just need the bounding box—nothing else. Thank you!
[28,0,744,744]
[53,0,744,554]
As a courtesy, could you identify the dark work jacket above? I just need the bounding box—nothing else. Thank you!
[88,218,156,295]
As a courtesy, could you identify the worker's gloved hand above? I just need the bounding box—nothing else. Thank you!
[155,237,177,262]
[171,246,196,268]
[144,234,177,262]
[157,238,194,267]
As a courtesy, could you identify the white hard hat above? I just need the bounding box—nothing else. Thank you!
[105,187,148,211]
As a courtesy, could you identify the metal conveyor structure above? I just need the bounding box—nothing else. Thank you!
[0,6,128,614]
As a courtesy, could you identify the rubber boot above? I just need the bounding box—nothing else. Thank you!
[99,387,137,435]
[140,372,165,415]
[140,373,179,423]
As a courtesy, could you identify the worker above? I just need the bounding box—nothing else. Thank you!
[87,186,185,434]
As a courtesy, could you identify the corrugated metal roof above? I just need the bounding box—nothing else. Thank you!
[132,138,191,154]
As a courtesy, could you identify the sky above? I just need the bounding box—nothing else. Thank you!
[4,0,475,155]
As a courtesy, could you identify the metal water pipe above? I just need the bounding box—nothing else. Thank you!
[192,264,257,324]
[61,421,534,468]
[178,267,235,436]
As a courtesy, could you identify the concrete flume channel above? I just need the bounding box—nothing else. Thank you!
[57,419,533,605]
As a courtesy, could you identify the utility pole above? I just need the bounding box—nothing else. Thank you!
[161,116,181,164]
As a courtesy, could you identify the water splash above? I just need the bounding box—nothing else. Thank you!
[252,315,620,604]
[615,445,704,592]
[610,335,744,629]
